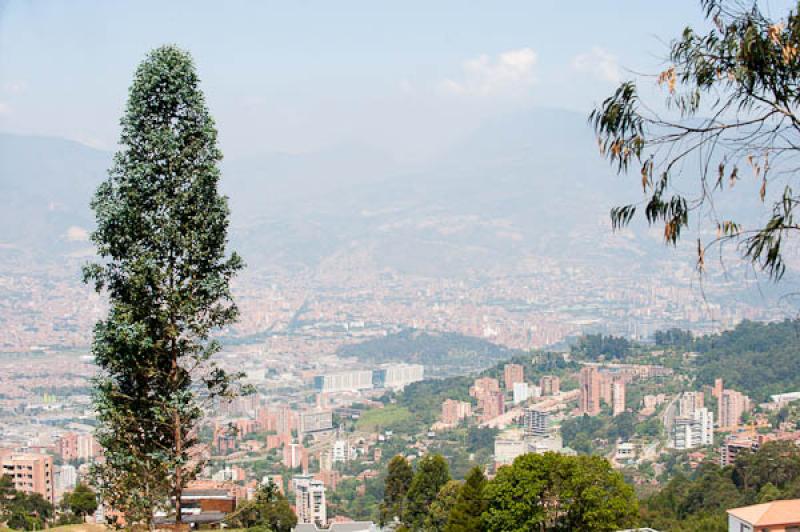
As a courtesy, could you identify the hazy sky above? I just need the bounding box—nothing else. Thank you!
[0,1,795,161]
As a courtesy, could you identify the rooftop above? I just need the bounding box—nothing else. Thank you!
[728,499,800,526]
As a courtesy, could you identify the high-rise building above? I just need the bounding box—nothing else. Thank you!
[441,399,472,425]
[513,382,529,404]
[276,405,295,436]
[679,391,705,416]
[294,474,327,526]
[313,371,374,393]
[57,433,78,462]
[480,392,505,422]
[213,425,237,454]
[76,433,100,461]
[1,453,55,503]
[612,379,626,416]
[57,464,77,492]
[257,407,278,432]
[503,364,524,390]
[298,410,333,434]
[579,367,601,416]
[540,376,560,396]
[470,377,500,397]
[332,440,349,463]
[524,409,549,437]
[373,364,424,390]
[719,389,750,429]
[599,373,613,405]
[283,442,308,471]
[713,378,724,399]
[669,407,714,450]
[720,435,761,466]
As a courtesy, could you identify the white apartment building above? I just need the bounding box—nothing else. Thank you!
[374,364,424,390]
[669,407,714,450]
[294,475,327,527]
[513,382,529,404]
[313,371,373,393]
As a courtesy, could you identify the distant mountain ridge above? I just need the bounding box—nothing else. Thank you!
[0,107,774,276]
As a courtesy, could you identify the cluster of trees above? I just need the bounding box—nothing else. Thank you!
[337,328,524,376]
[653,328,695,349]
[572,334,632,360]
[388,377,473,429]
[0,475,97,530]
[691,320,800,400]
[561,413,662,455]
[380,452,638,531]
[642,441,800,531]
[224,483,296,532]
[0,474,54,530]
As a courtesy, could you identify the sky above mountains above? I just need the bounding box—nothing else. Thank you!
[5,0,793,162]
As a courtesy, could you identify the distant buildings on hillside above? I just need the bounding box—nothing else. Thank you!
[313,364,424,393]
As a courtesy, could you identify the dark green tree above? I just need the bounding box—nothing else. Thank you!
[404,454,451,530]
[84,45,245,526]
[61,483,98,521]
[423,480,461,531]
[0,474,13,519]
[225,483,296,532]
[4,491,54,530]
[445,466,487,532]
[483,452,638,532]
[381,455,413,525]
[592,0,800,279]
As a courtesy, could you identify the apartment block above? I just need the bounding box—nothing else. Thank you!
[579,367,601,416]
[503,364,524,390]
[1,453,55,504]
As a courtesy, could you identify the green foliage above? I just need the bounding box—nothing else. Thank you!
[653,328,695,349]
[381,455,413,526]
[592,0,800,278]
[61,483,98,519]
[0,478,54,531]
[423,480,461,531]
[465,427,498,454]
[404,454,451,530]
[643,441,800,529]
[356,405,414,433]
[337,328,524,376]
[225,483,296,532]
[573,334,632,360]
[561,412,651,454]
[83,45,245,525]
[692,319,800,400]
[393,377,473,429]
[329,476,383,523]
[483,452,638,532]
[445,466,487,532]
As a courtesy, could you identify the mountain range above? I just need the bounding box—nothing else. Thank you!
[0,107,772,278]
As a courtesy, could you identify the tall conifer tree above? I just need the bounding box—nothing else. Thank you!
[84,45,244,526]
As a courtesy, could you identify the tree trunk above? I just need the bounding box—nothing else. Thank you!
[172,338,183,525]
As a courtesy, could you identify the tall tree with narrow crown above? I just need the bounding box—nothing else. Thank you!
[84,45,245,527]
[445,466,487,532]
[404,454,451,530]
[381,455,413,526]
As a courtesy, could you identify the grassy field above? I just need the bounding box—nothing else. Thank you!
[355,404,413,432]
